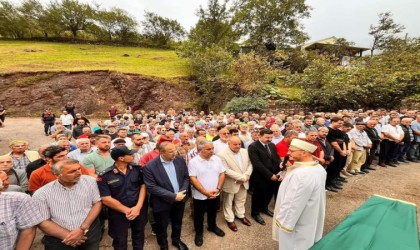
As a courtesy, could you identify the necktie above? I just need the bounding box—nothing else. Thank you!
[264,144,271,156]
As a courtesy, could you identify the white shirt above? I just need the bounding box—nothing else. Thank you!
[60,114,73,125]
[213,139,228,154]
[272,135,284,145]
[381,124,404,141]
[188,155,224,200]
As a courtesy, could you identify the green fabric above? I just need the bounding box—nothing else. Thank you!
[310,195,419,250]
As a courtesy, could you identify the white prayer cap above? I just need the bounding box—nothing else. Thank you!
[290,139,317,153]
[140,132,149,138]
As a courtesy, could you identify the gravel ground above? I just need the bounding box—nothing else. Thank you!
[1,118,419,250]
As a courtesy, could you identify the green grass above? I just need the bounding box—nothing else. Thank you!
[0,40,188,78]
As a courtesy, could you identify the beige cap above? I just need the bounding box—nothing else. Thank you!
[290,139,317,153]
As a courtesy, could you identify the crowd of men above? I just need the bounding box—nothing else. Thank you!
[1,105,419,250]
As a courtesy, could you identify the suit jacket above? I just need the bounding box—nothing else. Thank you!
[248,141,281,186]
[144,155,189,213]
[217,148,253,193]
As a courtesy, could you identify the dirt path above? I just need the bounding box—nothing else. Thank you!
[1,118,419,250]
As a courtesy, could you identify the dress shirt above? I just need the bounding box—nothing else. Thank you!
[0,192,44,250]
[32,175,101,231]
[160,156,179,193]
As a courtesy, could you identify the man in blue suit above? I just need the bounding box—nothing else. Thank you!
[144,142,189,250]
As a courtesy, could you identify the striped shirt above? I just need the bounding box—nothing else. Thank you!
[32,175,101,231]
[0,192,44,250]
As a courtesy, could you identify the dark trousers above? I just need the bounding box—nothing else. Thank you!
[193,197,219,235]
[251,181,274,216]
[44,122,54,135]
[108,206,148,250]
[153,202,185,249]
[408,142,419,160]
[326,151,346,185]
[363,141,379,168]
[42,218,101,250]
[396,143,410,161]
[379,140,397,163]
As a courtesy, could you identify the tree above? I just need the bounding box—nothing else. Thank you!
[286,38,420,110]
[49,0,94,38]
[233,0,311,52]
[141,11,185,46]
[229,51,277,96]
[18,0,44,38]
[0,1,26,38]
[369,12,405,56]
[96,7,138,41]
[188,0,239,51]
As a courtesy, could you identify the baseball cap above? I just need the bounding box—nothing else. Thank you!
[111,146,137,160]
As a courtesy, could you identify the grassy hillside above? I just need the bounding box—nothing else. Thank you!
[0,40,188,78]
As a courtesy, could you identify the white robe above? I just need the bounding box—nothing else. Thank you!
[272,161,327,250]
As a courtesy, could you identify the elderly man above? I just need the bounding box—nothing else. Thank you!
[33,159,102,249]
[189,141,226,246]
[50,124,72,141]
[248,129,281,226]
[68,138,94,162]
[0,155,28,192]
[317,127,335,168]
[363,119,381,170]
[0,172,44,250]
[379,117,404,167]
[97,146,148,250]
[270,124,284,145]
[407,114,420,162]
[218,137,253,232]
[305,129,325,165]
[213,128,229,154]
[273,139,326,250]
[144,142,190,250]
[276,130,299,167]
[8,140,40,170]
[29,145,89,193]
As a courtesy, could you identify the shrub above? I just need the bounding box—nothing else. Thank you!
[223,97,268,113]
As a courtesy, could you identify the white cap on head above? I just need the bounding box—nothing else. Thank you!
[290,139,317,153]
[140,132,149,138]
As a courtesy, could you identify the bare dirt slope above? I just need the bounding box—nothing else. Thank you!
[1,118,419,250]
[0,71,193,117]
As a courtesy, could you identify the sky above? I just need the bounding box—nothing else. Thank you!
[12,0,420,48]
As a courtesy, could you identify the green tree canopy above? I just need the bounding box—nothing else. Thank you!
[369,12,405,56]
[141,11,185,46]
[233,0,311,51]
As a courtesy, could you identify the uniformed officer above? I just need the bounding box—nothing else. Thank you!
[97,146,148,250]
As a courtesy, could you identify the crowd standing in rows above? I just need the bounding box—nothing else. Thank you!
[1,105,419,250]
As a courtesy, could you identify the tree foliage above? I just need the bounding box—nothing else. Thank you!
[95,8,137,41]
[189,0,239,51]
[287,38,420,110]
[369,12,405,56]
[229,51,277,96]
[141,11,185,46]
[224,97,268,113]
[233,0,311,51]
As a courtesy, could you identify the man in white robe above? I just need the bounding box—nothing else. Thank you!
[273,139,327,250]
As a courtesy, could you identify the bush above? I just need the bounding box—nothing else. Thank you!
[223,97,268,113]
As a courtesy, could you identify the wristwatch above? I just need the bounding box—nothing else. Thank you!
[80,226,89,235]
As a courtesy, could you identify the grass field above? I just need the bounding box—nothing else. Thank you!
[0,40,188,78]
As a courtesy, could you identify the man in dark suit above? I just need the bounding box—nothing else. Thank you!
[144,142,189,250]
[248,129,281,225]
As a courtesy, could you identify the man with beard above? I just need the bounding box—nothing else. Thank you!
[248,129,281,226]
[83,135,115,176]
[273,139,326,250]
